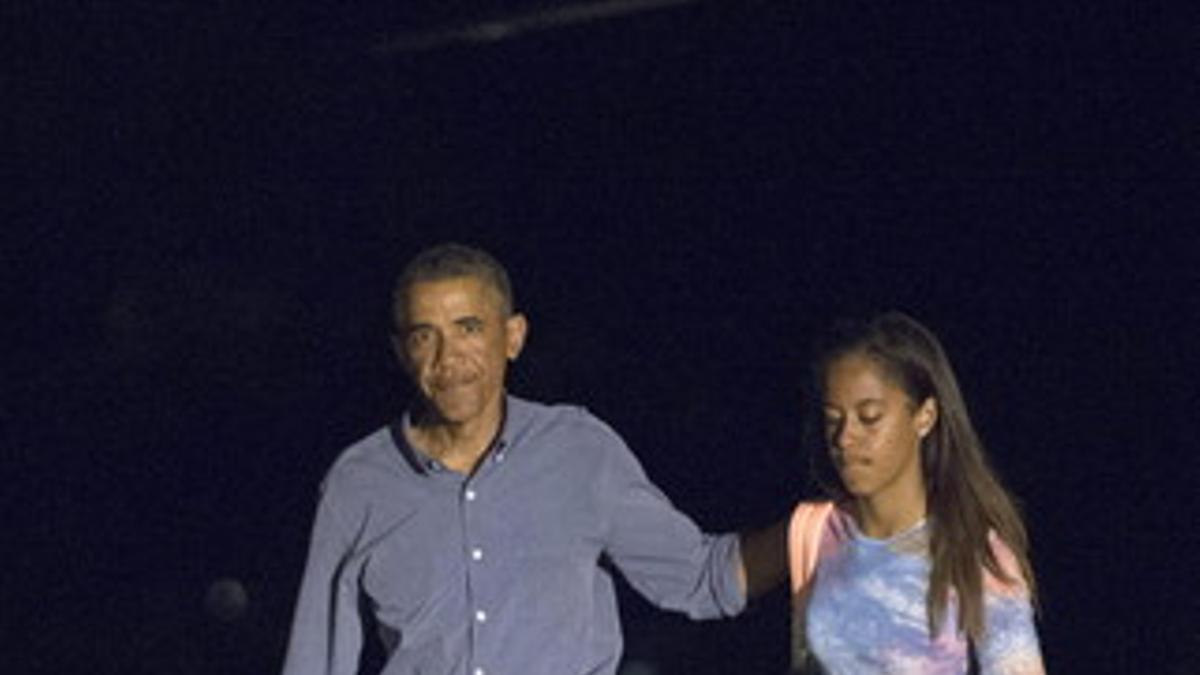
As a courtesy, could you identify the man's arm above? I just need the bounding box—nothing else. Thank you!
[737,517,790,600]
[282,492,363,675]
[595,424,747,619]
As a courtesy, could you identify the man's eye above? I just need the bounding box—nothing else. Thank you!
[408,330,432,347]
[461,320,484,334]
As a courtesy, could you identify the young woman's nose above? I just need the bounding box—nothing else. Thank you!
[834,420,861,451]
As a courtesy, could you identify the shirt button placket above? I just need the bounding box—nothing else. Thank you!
[463,483,487,674]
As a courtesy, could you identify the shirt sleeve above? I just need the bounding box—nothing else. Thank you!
[281,486,365,675]
[594,422,746,620]
[976,534,1046,675]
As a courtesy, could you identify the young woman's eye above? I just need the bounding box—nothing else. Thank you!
[860,414,882,426]
[823,417,842,435]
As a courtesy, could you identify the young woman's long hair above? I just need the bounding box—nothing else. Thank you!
[806,311,1036,643]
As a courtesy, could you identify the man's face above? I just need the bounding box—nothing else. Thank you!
[393,276,527,427]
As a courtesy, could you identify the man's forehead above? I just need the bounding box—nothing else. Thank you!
[402,276,504,316]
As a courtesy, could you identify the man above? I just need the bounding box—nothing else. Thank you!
[282,243,785,675]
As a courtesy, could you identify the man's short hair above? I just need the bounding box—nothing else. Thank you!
[391,243,515,330]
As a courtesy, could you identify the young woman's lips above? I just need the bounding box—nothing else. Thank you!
[838,455,872,469]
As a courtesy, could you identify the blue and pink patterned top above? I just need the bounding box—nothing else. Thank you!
[803,506,1044,674]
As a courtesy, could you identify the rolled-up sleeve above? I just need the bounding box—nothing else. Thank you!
[282,490,363,675]
[597,428,746,620]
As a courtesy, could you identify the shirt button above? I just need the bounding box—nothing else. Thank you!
[471,548,483,561]
[465,489,477,502]
[473,669,485,675]
[475,609,487,623]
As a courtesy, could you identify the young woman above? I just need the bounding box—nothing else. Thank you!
[789,312,1044,674]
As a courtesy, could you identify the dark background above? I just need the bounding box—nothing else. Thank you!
[8,1,1198,673]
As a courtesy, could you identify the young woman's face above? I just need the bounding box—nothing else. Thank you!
[822,352,936,504]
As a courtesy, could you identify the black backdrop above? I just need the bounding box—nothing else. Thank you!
[9,1,1198,673]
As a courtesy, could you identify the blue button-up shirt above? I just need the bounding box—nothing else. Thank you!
[282,395,745,675]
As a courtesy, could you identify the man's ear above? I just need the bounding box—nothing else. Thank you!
[916,397,938,438]
[505,313,528,361]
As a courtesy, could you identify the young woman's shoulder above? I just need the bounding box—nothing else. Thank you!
[984,531,1030,597]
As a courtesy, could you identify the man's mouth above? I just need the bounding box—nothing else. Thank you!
[432,373,477,391]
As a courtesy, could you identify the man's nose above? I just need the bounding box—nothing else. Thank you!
[435,332,465,363]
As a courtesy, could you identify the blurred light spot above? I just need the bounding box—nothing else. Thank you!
[204,578,248,623]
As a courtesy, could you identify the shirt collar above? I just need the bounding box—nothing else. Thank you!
[390,393,527,475]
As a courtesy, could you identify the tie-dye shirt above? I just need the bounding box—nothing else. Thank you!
[804,507,1044,674]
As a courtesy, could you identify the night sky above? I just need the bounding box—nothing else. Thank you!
[8,1,1198,673]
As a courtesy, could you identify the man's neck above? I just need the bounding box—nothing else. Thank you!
[406,399,505,474]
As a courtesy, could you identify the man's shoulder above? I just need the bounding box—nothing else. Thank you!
[320,425,406,492]
[308,425,427,543]
[507,395,623,446]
